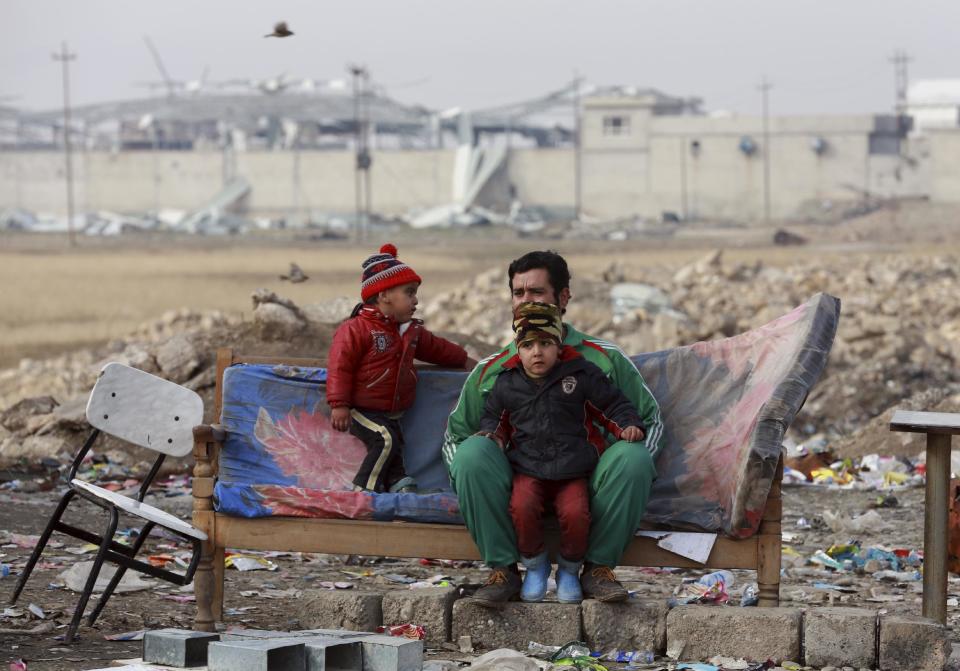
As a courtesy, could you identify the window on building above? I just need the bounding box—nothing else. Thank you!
[602,115,631,136]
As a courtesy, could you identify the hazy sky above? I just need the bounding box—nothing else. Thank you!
[3,0,959,116]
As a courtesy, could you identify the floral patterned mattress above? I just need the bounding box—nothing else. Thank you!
[214,293,839,538]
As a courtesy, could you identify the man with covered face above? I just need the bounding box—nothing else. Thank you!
[443,250,664,607]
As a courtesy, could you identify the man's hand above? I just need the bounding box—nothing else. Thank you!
[621,426,645,442]
[475,430,505,450]
[331,406,352,432]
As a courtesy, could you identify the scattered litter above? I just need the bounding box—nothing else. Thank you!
[670,570,732,605]
[822,509,887,534]
[376,623,425,640]
[26,604,44,619]
[63,544,98,555]
[161,594,196,603]
[317,581,354,590]
[9,659,27,671]
[468,648,541,671]
[104,630,145,641]
[598,649,655,664]
[740,582,759,606]
[58,561,156,593]
[225,555,277,572]
[707,656,753,670]
[873,569,921,582]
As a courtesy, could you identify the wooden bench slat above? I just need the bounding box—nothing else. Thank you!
[890,410,960,435]
[215,516,761,569]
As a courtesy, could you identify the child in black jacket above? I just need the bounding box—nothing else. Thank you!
[477,301,645,603]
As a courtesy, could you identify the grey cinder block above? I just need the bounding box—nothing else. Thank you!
[451,600,581,650]
[304,638,363,671]
[297,590,383,632]
[666,606,801,663]
[878,614,951,671]
[803,607,878,668]
[358,634,423,671]
[581,598,668,655]
[207,638,306,671]
[142,628,220,667]
[382,586,458,646]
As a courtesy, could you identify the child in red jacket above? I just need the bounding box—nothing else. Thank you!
[327,243,475,493]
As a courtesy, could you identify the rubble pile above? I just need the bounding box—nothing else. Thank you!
[2,251,960,468]
[420,250,960,441]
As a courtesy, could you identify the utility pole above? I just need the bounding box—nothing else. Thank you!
[349,64,371,242]
[52,42,77,246]
[572,72,582,222]
[758,76,773,225]
[889,49,912,117]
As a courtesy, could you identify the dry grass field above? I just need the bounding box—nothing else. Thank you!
[1,212,958,370]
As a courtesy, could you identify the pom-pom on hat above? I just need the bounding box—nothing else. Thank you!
[360,243,422,301]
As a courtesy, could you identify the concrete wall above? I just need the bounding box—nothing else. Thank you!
[0,120,950,221]
[928,129,960,202]
[0,150,459,216]
[579,112,921,221]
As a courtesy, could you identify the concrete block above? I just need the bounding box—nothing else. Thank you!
[296,590,383,632]
[222,628,374,641]
[304,638,363,671]
[451,600,581,650]
[879,614,951,671]
[581,598,667,655]
[142,628,220,667]
[222,629,315,640]
[207,638,305,671]
[666,606,801,663]
[803,607,877,668]
[358,634,423,671]
[382,586,458,646]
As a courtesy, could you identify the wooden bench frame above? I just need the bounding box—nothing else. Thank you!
[191,348,783,631]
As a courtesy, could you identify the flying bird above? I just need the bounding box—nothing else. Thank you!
[280,262,309,283]
[265,22,294,38]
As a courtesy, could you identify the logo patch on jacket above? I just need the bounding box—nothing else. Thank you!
[561,376,577,394]
[371,331,390,352]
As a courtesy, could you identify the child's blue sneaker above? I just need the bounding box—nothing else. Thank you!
[520,552,550,602]
[556,556,583,603]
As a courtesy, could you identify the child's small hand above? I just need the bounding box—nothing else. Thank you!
[621,426,645,442]
[331,407,352,432]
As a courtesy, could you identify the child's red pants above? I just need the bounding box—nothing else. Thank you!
[509,473,590,561]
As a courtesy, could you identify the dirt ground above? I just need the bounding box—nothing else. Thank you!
[3,203,960,669]
[0,478,951,670]
[4,207,959,369]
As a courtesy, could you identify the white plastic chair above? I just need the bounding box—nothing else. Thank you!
[8,363,207,642]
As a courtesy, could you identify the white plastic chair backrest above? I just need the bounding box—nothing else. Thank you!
[85,362,203,457]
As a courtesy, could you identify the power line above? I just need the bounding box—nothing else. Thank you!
[52,41,77,247]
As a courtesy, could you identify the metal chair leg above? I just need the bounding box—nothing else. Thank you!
[86,521,155,626]
[9,489,77,605]
[65,506,118,643]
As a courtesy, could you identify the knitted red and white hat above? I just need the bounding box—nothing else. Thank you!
[360,243,422,301]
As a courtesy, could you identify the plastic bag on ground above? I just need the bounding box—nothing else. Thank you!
[470,649,546,671]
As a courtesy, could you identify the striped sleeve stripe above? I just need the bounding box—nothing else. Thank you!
[586,338,664,455]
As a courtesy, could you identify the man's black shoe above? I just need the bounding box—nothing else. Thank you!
[580,563,628,602]
[471,566,522,608]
